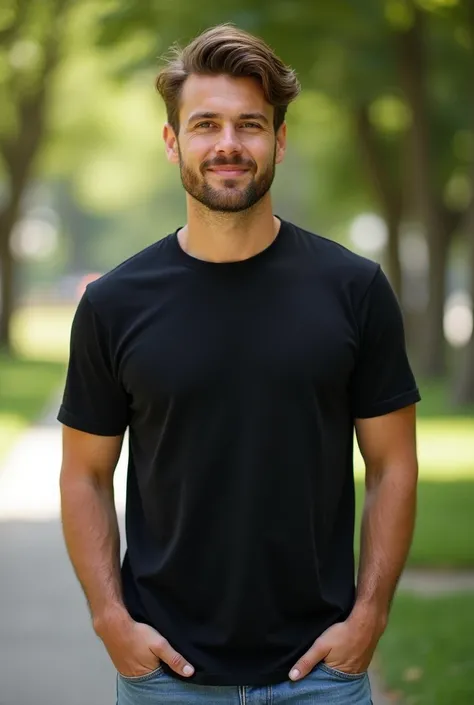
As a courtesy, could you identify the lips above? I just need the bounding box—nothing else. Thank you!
[208,168,249,176]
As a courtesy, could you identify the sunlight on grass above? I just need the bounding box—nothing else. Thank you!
[355,419,474,479]
[0,354,66,463]
[11,305,75,362]
[0,305,71,462]
[354,412,474,565]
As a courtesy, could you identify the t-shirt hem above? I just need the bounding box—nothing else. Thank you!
[161,663,292,686]
[354,388,421,419]
[57,405,126,436]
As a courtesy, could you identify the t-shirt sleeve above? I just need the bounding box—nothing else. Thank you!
[350,266,421,419]
[57,290,129,436]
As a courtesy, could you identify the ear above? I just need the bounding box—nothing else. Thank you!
[163,123,180,164]
[275,122,287,165]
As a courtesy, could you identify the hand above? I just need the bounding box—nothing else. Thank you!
[289,615,383,681]
[95,612,195,679]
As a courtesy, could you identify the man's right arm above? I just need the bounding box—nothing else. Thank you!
[59,425,195,679]
[60,426,125,627]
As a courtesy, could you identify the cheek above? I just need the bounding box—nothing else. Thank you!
[251,142,276,170]
[185,139,217,168]
[246,133,275,153]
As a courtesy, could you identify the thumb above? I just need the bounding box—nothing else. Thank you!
[289,636,330,681]
[151,635,195,678]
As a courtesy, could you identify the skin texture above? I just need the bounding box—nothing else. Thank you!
[59,73,418,682]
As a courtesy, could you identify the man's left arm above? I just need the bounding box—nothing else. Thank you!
[289,405,418,681]
[351,403,418,635]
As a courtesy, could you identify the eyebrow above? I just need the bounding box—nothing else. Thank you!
[187,111,269,126]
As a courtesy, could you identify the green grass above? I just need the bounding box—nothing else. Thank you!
[354,413,474,567]
[355,418,474,480]
[355,479,474,568]
[0,353,66,461]
[377,593,474,705]
[0,304,72,462]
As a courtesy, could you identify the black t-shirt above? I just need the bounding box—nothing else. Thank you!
[58,218,420,686]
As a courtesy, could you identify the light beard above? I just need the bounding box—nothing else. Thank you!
[178,154,276,214]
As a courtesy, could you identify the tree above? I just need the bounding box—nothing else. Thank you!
[0,0,71,352]
[451,0,474,406]
[96,0,473,380]
[303,0,472,377]
[96,0,404,280]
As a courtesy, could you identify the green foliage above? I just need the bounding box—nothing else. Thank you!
[417,378,474,417]
[0,0,71,167]
[32,0,379,270]
[2,0,472,341]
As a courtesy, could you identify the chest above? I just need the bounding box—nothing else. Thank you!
[116,273,358,405]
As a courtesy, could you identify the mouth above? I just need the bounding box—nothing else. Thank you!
[207,168,250,177]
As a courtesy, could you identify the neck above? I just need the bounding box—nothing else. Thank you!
[178,194,280,263]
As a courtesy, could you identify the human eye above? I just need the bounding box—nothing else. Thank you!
[240,122,261,129]
[195,121,215,129]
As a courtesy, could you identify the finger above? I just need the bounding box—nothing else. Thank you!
[289,639,329,681]
[151,636,195,677]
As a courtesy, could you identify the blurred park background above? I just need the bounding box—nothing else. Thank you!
[0,0,473,703]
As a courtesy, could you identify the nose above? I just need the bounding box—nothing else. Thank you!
[215,126,242,156]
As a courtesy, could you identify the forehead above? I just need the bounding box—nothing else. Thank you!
[179,74,273,123]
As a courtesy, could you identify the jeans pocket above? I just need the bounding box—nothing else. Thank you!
[318,662,367,680]
[118,664,164,683]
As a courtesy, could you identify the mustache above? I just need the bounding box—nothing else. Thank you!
[201,156,255,171]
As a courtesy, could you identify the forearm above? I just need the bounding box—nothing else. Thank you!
[352,462,417,628]
[60,474,129,631]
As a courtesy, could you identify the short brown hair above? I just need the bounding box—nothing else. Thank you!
[155,24,301,134]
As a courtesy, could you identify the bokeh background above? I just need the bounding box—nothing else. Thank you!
[0,1,473,704]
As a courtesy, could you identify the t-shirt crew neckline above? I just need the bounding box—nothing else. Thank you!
[171,216,287,271]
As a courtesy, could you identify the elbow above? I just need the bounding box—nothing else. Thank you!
[59,463,101,495]
[365,458,419,493]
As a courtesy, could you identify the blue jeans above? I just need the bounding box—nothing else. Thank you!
[117,663,372,704]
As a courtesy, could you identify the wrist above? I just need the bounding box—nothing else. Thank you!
[92,603,133,638]
[348,600,388,636]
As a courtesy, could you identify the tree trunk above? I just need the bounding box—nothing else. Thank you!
[0,159,36,352]
[0,185,23,353]
[396,4,447,378]
[0,0,70,351]
[0,232,15,354]
[425,227,449,376]
[354,105,403,299]
[385,211,403,300]
[451,229,474,406]
[450,1,474,407]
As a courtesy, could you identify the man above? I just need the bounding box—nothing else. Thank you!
[59,23,420,704]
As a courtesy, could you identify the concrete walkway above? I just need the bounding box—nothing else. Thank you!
[1,408,472,704]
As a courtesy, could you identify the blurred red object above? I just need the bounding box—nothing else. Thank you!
[76,273,102,300]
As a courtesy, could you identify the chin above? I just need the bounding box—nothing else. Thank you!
[208,203,248,213]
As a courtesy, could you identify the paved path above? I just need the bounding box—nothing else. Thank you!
[1,411,472,704]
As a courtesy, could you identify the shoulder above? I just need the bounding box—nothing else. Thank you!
[84,234,175,311]
[287,221,380,300]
